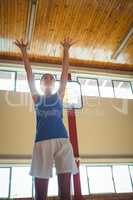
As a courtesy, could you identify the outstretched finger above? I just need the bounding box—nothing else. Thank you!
[20,38,24,45]
[25,41,28,46]
[15,39,21,46]
[70,39,79,46]
[14,41,19,46]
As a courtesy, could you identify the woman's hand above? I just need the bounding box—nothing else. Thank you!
[60,37,76,50]
[14,39,37,100]
[14,39,28,53]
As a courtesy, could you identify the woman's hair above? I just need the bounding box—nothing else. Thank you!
[40,73,55,81]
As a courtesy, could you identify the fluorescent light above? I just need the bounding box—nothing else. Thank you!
[25,0,38,49]
[112,27,133,59]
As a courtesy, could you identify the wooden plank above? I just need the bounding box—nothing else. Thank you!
[0,0,133,71]
[1,54,133,72]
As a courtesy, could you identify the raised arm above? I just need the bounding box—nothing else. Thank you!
[14,39,38,102]
[58,37,75,100]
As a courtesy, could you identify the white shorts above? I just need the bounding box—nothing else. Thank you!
[29,138,79,178]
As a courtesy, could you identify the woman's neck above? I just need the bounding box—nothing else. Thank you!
[45,90,52,97]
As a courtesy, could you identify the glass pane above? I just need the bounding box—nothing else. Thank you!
[113,165,132,193]
[87,166,115,194]
[129,166,133,185]
[32,167,74,197]
[10,166,32,198]
[34,73,56,80]
[113,81,133,99]
[132,82,133,92]
[48,168,58,196]
[16,72,57,93]
[16,72,30,92]
[0,71,15,91]
[70,175,74,195]
[63,81,82,109]
[32,168,59,198]
[78,78,99,96]
[34,73,43,94]
[0,168,10,198]
[36,80,82,109]
[99,79,114,98]
[79,165,89,195]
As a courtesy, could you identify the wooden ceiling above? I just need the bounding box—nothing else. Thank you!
[0,0,133,71]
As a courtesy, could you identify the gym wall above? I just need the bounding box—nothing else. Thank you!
[0,91,133,163]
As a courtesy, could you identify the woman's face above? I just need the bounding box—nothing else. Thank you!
[40,74,55,94]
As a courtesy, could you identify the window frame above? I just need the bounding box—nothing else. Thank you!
[33,74,83,109]
[86,165,116,194]
[55,79,83,109]
[112,165,133,193]
[0,164,133,197]
[0,69,133,100]
[112,80,133,99]
[0,70,16,91]
[0,167,11,198]
[15,72,57,93]
[77,76,100,97]
[10,166,33,198]
[128,165,133,191]
[98,78,115,98]
[34,72,57,81]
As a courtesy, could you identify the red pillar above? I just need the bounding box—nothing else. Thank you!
[67,73,84,200]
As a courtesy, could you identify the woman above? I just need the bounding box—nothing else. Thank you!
[15,38,78,200]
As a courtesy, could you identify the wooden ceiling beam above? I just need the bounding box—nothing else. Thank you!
[0,54,133,72]
[112,26,133,59]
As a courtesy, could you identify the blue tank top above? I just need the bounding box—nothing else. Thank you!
[34,92,68,142]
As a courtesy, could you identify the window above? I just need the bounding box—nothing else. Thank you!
[87,166,115,194]
[48,168,58,196]
[16,72,57,93]
[131,82,133,92]
[16,72,30,92]
[79,165,89,195]
[0,70,15,91]
[112,81,133,99]
[0,69,133,101]
[10,166,32,198]
[0,164,133,197]
[62,81,82,109]
[0,168,10,198]
[32,167,58,197]
[32,167,75,197]
[129,166,133,185]
[77,77,99,96]
[98,79,114,98]
[16,71,82,108]
[34,73,43,94]
[70,175,74,195]
[112,165,132,193]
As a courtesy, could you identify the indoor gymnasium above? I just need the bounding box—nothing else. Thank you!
[0,0,133,200]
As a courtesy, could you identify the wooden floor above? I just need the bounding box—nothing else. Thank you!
[1,193,133,200]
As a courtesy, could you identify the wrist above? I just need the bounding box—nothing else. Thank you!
[21,49,27,55]
[63,47,70,51]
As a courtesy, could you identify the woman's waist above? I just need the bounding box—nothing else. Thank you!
[35,131,68,142]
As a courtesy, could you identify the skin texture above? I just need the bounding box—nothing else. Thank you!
[15,37,76,200]
[14,38,75,100]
